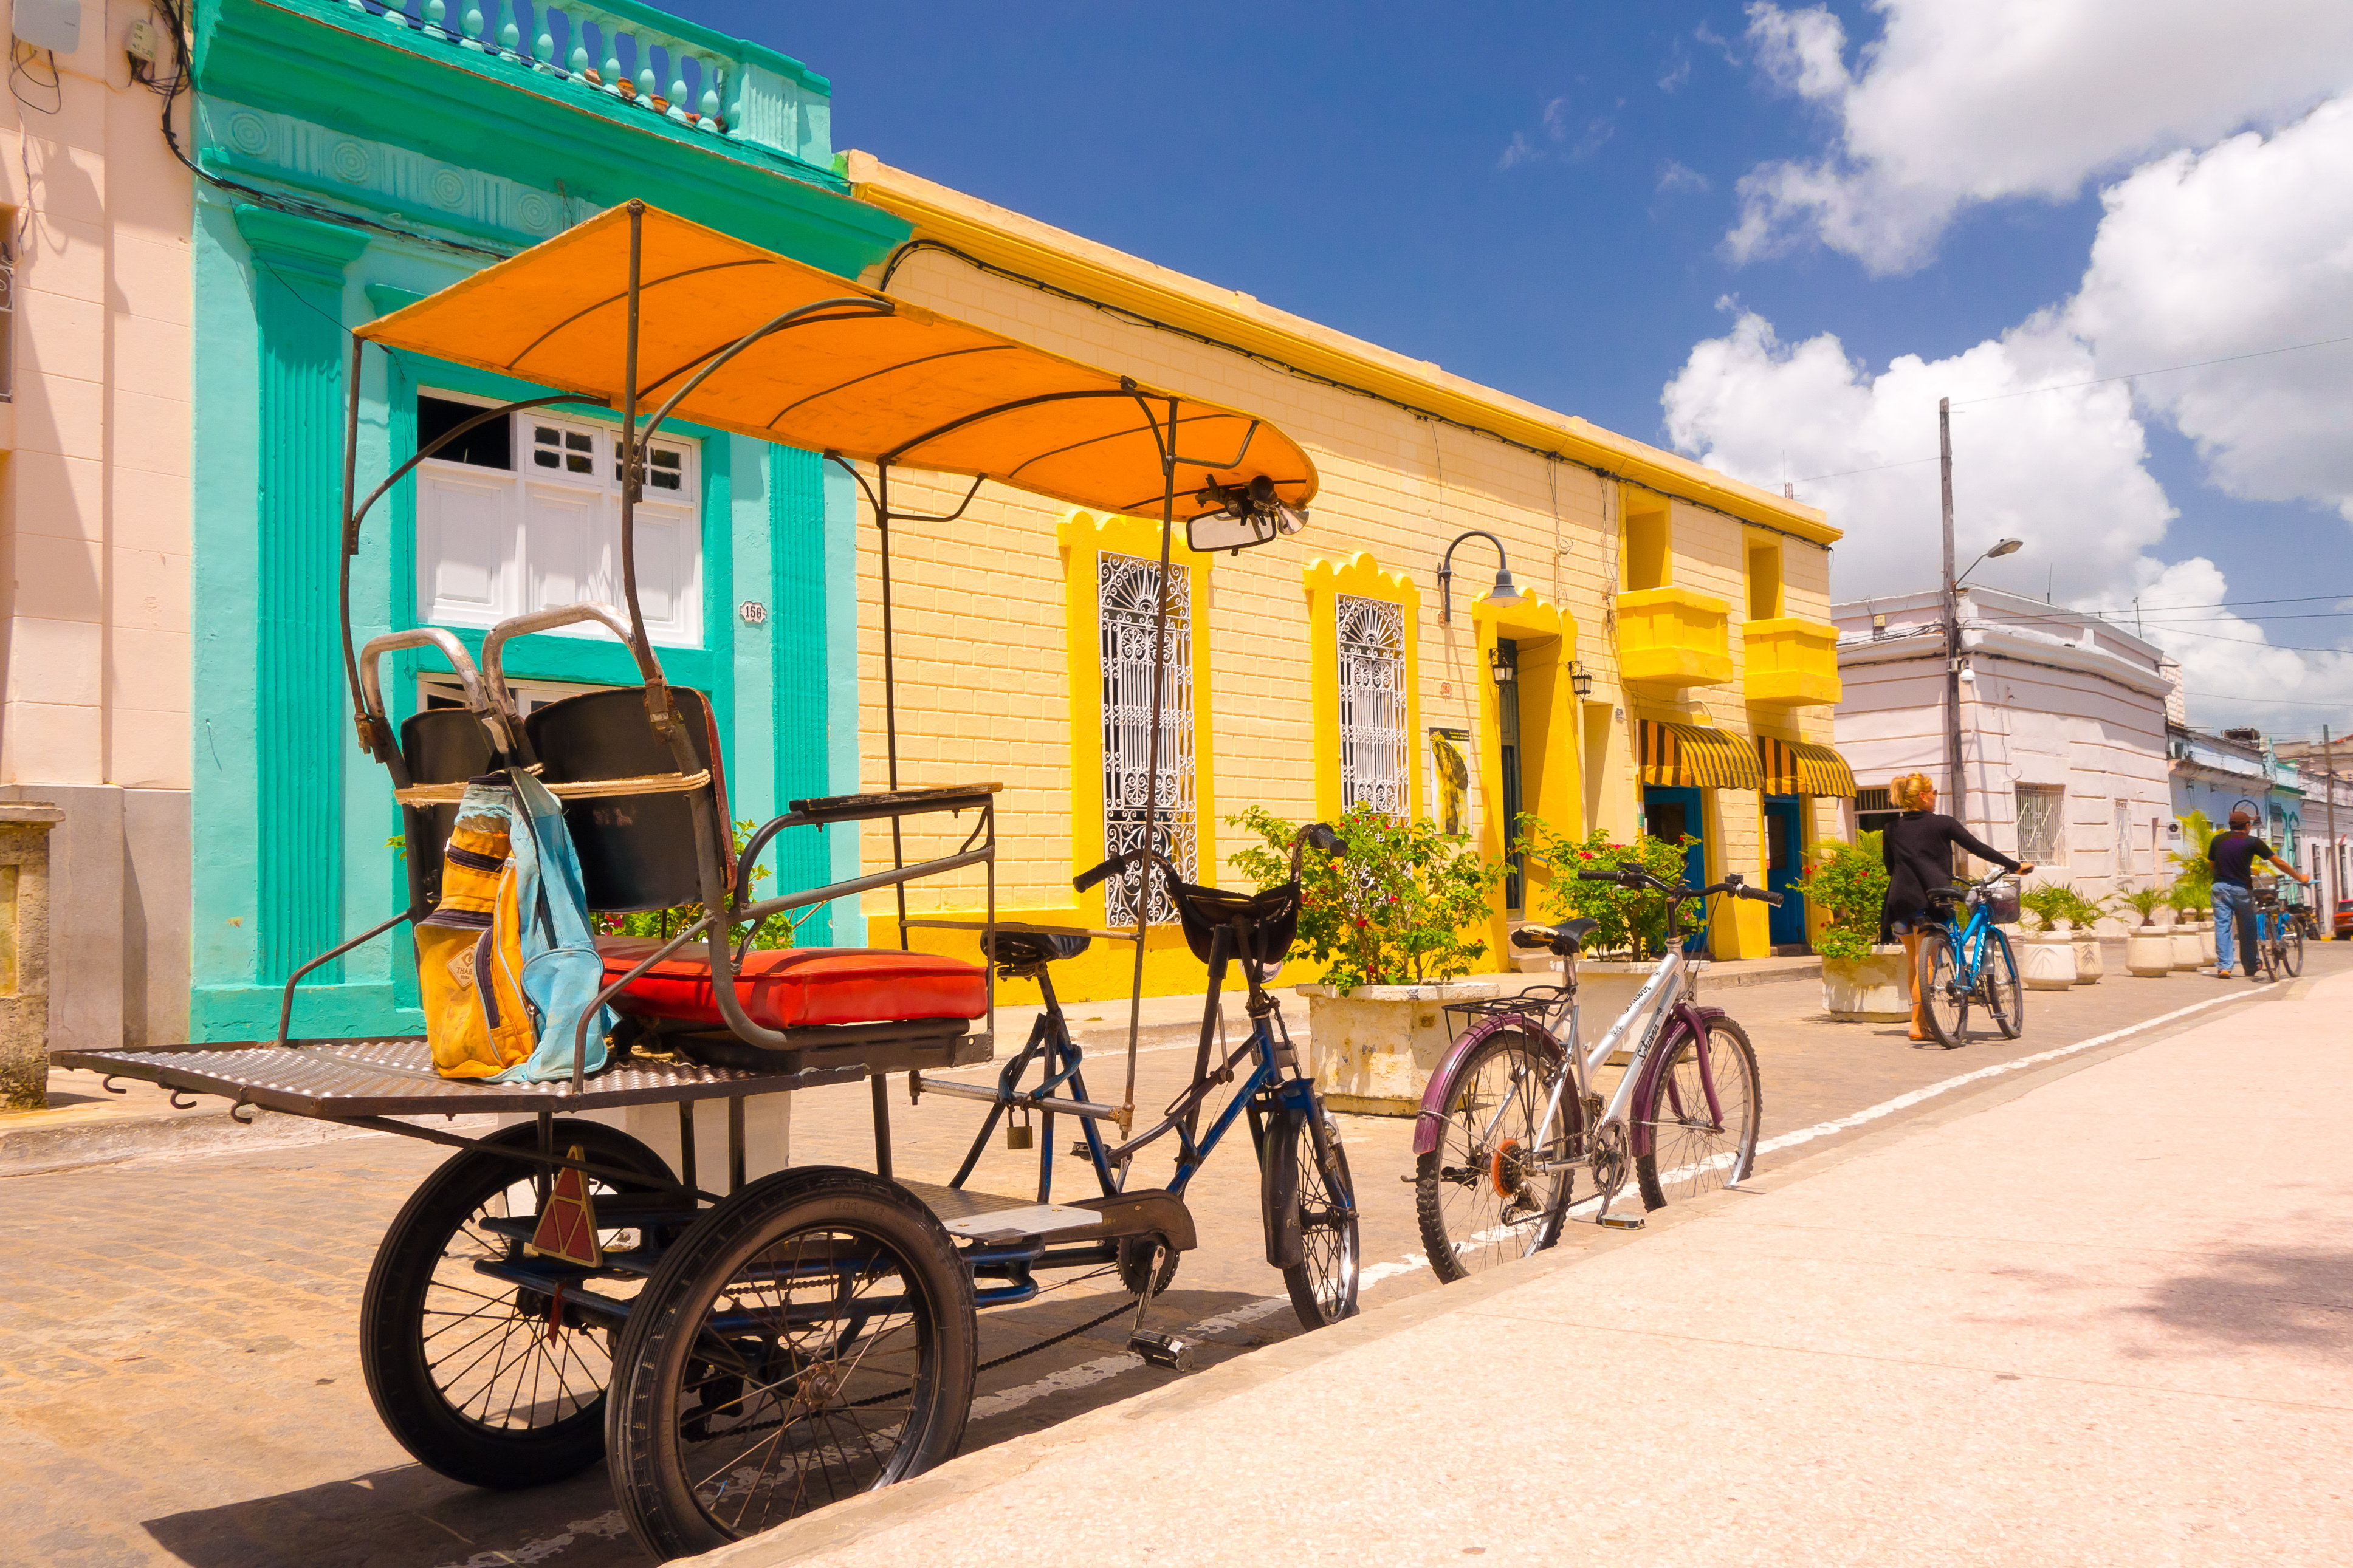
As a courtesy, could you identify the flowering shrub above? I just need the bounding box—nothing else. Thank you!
[1514,817,1695,959]
[1226,802,1503,991]
[1788,832,1887,962]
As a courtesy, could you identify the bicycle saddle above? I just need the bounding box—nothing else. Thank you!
[981,929,1092,970]
[1510,919,1599,956]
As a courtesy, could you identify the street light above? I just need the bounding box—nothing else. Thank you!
[1437,529,1523,623]
[1958,536,2024,586]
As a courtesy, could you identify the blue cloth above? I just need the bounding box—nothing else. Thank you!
[2211,883,2257,976]
[490,768,614,1084]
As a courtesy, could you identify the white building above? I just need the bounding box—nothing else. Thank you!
[1832,587,2174,912]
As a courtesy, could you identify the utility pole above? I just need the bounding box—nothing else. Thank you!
[2327,724,2339,937]
[1940,397,1964,824]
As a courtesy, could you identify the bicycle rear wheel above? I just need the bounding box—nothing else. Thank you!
[1979,928,2025,1040]
[1917,928,1971,1048]
[1634,1014,1760,1209]
[1268,1104,1360,1328]
[1412,1029,1576,1282]
[2279,925,2304,977]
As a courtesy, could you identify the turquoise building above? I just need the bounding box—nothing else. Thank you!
[187,0,907,1038]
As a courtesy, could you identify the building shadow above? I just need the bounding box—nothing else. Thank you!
[2120,1244,2353,1358]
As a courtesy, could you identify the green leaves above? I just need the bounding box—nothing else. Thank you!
[1227,803,1504,991]
[1514,817,1697,960]
[1790,830,1887,962]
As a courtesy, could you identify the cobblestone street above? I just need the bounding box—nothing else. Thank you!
[3,954,2332,1567]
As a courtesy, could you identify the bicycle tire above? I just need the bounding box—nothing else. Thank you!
[1412,1029,1576,1283]
[360,1120,676,1490]
[1269,1104,1361,1328]
[1917,927,1971,1048]
[1980,927,2025,1040]
[2284,925,2306,976]
[606,1166,976,1559]
[1635,1013,1761,1209]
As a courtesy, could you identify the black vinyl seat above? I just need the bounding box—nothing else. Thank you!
[398,705,498,911]
[1509,917,1601,956]
[524,686,732,912]
[981,930,1092,970]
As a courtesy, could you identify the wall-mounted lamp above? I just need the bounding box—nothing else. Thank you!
[1489,644,1517,686]
[1570,662,1595,698]
[1437,529,1523,624]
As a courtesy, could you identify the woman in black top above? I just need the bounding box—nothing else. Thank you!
[1879,773,2032,1040]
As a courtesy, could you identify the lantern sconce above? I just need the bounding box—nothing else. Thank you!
[1570,662,1595,699]
[1488,643,1517,686]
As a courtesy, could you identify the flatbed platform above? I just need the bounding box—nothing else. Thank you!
[53,1030,993,1120]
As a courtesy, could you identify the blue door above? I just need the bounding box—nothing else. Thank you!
[1643,786,1708,953]
[1764,796,1806,947]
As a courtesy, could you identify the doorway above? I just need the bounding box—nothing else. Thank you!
[1497,637,1525,913]
[1764,795,1807,948]
[1643,784,1707,953]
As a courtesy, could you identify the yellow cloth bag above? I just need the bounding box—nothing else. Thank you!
[416,807,537,1079]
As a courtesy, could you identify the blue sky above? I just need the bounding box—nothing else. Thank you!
[675,1,2353,729]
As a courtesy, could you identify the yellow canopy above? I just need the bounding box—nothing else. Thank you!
[357,202,1317,521]
[1638,720,1764,792]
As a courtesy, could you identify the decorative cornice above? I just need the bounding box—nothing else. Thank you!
[232,202,371,284]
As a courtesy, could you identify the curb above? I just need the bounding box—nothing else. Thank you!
[686,976,2289,1567]
[0,1104,386,1178]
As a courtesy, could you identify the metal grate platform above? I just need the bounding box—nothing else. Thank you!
[54,1030,992,1121]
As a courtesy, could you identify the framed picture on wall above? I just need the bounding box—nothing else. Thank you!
[1429,728,1470,837]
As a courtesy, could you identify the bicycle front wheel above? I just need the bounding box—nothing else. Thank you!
[1918,928,1971,1048]
[1413,1030,1575,1282]
[2279,925,2305,977]
[1635,1014,1760,1208]
[1979,928,2025,1040]
[1270,1104,1360,1328]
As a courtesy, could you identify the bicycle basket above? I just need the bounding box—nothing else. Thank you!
[1977,883,2020,926]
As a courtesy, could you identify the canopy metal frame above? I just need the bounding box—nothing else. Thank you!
[314,199,1291,1131]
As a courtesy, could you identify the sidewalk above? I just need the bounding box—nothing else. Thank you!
[707,970,2353,1567]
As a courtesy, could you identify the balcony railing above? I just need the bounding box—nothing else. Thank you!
[341,0,829,164]
[1743,617,1842,707]
[1615,586,1733,688]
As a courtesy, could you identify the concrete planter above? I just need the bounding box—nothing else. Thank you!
[2125,926,2173,977]
[1821,947,1911,1021]
[2019,932,2079,990]
[1296,981,1503,1116]
[2073,933,2104,984]
[2197,920,2217,967]
[0,804,61,1109]
[2171,925,2206,971]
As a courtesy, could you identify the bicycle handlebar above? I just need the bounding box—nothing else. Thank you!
[1573,866,1783,908]
[1074,821,1345,895]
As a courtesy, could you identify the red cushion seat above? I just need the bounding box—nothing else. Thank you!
[596,938,987,1031]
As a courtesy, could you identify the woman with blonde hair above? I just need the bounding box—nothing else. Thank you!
[1880,773,2032,1041]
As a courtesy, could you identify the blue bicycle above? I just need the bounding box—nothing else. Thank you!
[1917,870,2025,1049]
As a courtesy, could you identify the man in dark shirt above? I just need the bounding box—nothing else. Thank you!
[2210,809,2309,978]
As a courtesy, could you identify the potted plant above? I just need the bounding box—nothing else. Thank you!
[2016,882,2081,990]
[2115,885,2173,976]
[1789,832,1909,1021]
[2166,881,2209,970]
[1513,819,1703,1038]
[1234,803,1503,1115]
[2060,886,2107,982]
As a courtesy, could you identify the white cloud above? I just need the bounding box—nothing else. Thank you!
[1661,308,2171,603]
[1499,94,1617,169]
[1728,0,2353,273]
[1658,56,1692,94]
[2067,97,2353,521]
[1657,160,1711,196]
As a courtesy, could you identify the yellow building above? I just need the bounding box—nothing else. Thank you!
[838,154,1849,1000]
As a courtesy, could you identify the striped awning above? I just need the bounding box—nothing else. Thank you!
[1638,721,1762,791]
[1758,736,1858,798]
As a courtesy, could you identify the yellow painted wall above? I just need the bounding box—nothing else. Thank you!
[840,158,1843,993]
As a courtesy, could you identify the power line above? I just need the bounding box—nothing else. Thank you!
[1952,333,2353,407]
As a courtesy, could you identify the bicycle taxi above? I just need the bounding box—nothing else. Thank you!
[56,201,1359,1559]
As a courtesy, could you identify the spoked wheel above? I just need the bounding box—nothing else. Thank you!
[1979,928,2025,1040]
[1635,1015,1761,1210]
[2280,926,2306,977]
[1413,1030,1576,1282]
[1266,1103,1361,1329]
[1918,928,1972,1048]
[359,1119,677,1489]
[606,1166,976,1560]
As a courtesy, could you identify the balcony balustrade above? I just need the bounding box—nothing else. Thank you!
[340,0,826,163]
[1615,586,1734,689]
[1742,617,1842,707]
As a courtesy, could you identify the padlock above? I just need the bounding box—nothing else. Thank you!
[1006,1111,1033,1151]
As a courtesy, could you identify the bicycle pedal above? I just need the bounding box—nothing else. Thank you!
[1596,1213,1646,1231]
[1071,1141,1093,1159]
[1127,1330,1195,1371]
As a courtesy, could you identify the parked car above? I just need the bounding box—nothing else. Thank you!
[2335,897,2353,940]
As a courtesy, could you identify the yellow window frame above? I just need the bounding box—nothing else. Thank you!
[1305,552,1423,824]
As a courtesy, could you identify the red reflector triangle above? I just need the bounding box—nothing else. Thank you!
[527,1143,602,1268]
